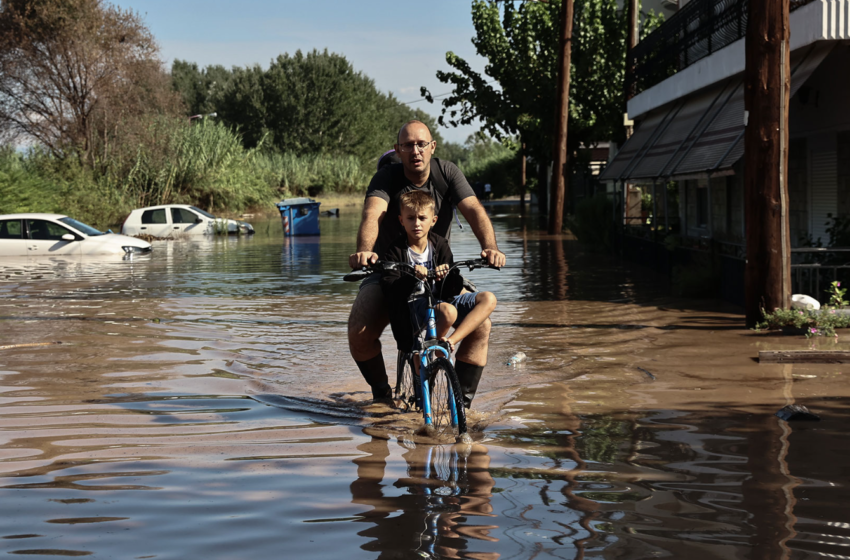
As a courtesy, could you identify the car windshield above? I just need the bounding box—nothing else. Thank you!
[189,206,216,219]
[58,217,103,236]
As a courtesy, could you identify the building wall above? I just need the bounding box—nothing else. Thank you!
[789,137,809,246]
[790,46,850,137]
[838,131,850,219]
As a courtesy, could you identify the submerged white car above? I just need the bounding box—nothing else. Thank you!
[121,204,254,237]
[0,213,152,257]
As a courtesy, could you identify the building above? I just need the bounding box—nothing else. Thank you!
[599,0,850,303]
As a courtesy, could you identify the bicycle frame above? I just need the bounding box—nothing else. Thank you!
[417,289,460,429]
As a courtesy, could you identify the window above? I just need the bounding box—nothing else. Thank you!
[142,209,167,224]
[27,220,71,241]
[0,219,23,239]
[171,207,200,224]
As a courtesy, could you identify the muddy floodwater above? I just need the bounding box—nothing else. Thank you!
[2,205,850,559]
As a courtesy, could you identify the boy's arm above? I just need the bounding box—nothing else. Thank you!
[380,242,415,299]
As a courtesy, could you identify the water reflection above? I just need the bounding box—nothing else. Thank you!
[351,437,498,558]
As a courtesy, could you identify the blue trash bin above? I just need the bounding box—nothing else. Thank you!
[276,198,321,236]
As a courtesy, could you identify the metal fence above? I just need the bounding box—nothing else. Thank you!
[628,0,818,99]
[791,248,850,300]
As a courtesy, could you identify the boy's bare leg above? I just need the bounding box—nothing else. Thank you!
[348,283,391,399]
[446,292,497,352]
[435,303,458,340]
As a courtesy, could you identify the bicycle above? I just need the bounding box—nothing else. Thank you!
[344,258,498,442]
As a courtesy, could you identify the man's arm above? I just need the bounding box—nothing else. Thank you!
[349,196,388,269]
[456,196,506,268]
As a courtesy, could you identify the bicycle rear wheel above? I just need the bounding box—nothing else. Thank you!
[424,357,467,436]
[395,351,418,411]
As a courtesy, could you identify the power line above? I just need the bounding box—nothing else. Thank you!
[401,79,499,105]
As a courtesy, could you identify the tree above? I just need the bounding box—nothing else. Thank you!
[185,49,443,166]
[171,60,232,117]
[425,0,662,178]
[0,0,181,163]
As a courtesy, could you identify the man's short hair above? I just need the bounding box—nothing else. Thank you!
[399,190,435,215]
[397,120,431,143]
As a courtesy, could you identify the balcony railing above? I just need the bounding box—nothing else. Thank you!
[627,0,818,99]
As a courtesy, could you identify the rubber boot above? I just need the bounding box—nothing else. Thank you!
[355,354,391,401]
[455,360,484,409]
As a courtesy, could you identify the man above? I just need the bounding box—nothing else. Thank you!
[348,120,506,406]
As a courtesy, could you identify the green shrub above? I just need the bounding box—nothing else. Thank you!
[756,282,850,338]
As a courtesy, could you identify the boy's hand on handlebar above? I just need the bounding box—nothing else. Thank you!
[435,263,449,280]
[414,264,429,280]
[349,251,378,269]
[481,248,506,268]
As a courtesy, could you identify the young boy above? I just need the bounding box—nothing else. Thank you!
[381,190,497,407]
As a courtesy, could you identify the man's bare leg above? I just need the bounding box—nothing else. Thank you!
[348,282,391,399]
[454,318,490,408]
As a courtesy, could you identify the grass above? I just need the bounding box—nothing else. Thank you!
[1,120,373,229]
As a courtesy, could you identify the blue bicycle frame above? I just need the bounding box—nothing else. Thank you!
[418,292,461,429]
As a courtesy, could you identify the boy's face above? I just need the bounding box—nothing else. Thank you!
[399,205,437,242]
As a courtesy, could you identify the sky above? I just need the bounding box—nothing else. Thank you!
[111,0,490,144]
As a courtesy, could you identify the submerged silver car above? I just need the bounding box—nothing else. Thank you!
[0,214,152,257]
[121,204,254,237]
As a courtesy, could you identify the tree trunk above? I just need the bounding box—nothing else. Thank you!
[548,0,574,235]
[744,0,791,327]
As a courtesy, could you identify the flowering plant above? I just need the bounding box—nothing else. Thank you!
[828,281,848,309]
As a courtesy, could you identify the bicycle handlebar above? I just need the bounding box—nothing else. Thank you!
[343,258,499,282]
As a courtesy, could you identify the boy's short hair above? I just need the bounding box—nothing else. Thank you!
[399,190,435,215]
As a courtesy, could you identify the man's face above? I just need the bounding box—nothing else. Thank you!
[398,205,437,243]
[395,123,435,175]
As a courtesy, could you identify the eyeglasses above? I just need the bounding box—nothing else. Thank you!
[398,141,433,153]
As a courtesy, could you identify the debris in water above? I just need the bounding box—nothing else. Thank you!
[775,404,820,422]
[506,352,527,366]
[637,366,656,380]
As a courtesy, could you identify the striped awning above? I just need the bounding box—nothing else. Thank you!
[600,42,835,183]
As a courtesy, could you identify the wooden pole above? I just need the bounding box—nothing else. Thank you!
[624,0,639,138]
[744,0,791,327]
[520,141,527,215]
[548,0,574,235]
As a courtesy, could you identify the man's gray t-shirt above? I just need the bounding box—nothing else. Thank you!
[366,158,475,256]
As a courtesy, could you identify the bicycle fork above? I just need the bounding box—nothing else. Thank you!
[419,302,460,429]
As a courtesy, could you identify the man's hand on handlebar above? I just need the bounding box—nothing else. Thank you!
[349,251,379,269]
[480,248,506,268]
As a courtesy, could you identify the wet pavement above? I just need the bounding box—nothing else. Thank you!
[1,206,849,559]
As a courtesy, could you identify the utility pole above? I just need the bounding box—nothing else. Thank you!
[549,0,574,234]
[744,0,791,327]
[520,141,527,215]
[624,0,639,138]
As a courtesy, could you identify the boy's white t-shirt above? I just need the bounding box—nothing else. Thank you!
[406,242,434,271]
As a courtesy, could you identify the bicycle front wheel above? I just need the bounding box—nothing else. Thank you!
[424,357,467,436]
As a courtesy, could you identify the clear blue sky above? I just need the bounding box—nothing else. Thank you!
[111,0,489,144]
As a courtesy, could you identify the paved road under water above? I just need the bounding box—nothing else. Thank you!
[1,205,849,559]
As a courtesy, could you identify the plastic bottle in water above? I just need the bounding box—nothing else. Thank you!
[507,352,527,366]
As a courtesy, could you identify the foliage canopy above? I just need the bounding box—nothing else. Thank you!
[424,0,662,163]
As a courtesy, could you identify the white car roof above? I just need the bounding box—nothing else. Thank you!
[0,213,68,220]
[130,205,195,211]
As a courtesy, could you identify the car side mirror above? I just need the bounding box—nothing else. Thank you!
[195,218,203,224]
[61,233,75,242]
